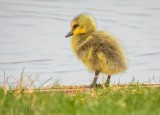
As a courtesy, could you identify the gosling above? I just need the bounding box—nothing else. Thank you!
[65,13,127,87]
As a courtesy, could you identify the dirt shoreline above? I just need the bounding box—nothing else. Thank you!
[20,83,160,94]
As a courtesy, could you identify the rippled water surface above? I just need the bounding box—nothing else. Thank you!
[0,0,160,85]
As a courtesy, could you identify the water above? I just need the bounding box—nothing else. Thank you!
[0,0,160,85]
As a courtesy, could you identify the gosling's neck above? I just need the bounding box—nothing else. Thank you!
[74,30,96,39]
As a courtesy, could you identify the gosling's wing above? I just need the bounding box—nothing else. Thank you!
[77,31,122,59]
[92,31,127,69]
[76,31,127,72]
[90,31,120,58]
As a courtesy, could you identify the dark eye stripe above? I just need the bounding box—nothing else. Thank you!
[73,24,79,28]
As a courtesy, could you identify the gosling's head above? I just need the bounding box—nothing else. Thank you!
[65,13,96,37]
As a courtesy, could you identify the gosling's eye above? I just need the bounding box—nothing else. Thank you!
[73,24,79,29]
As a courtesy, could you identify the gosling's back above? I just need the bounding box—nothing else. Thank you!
[72,31,127,75]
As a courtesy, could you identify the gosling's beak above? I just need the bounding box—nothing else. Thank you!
[65,31,73,38]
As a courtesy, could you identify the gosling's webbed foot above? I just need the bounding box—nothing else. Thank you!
[90,83,102,88]
[90,83,97,88]
[104,82,110,87]
[105,75,111,87]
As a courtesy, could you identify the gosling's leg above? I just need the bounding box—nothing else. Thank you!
[91,70,100,87]
[105,75,111,86]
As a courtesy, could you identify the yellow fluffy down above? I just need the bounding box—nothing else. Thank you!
[70,13,127,75]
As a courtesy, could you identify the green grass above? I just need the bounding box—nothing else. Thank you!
[0,86,160,115]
